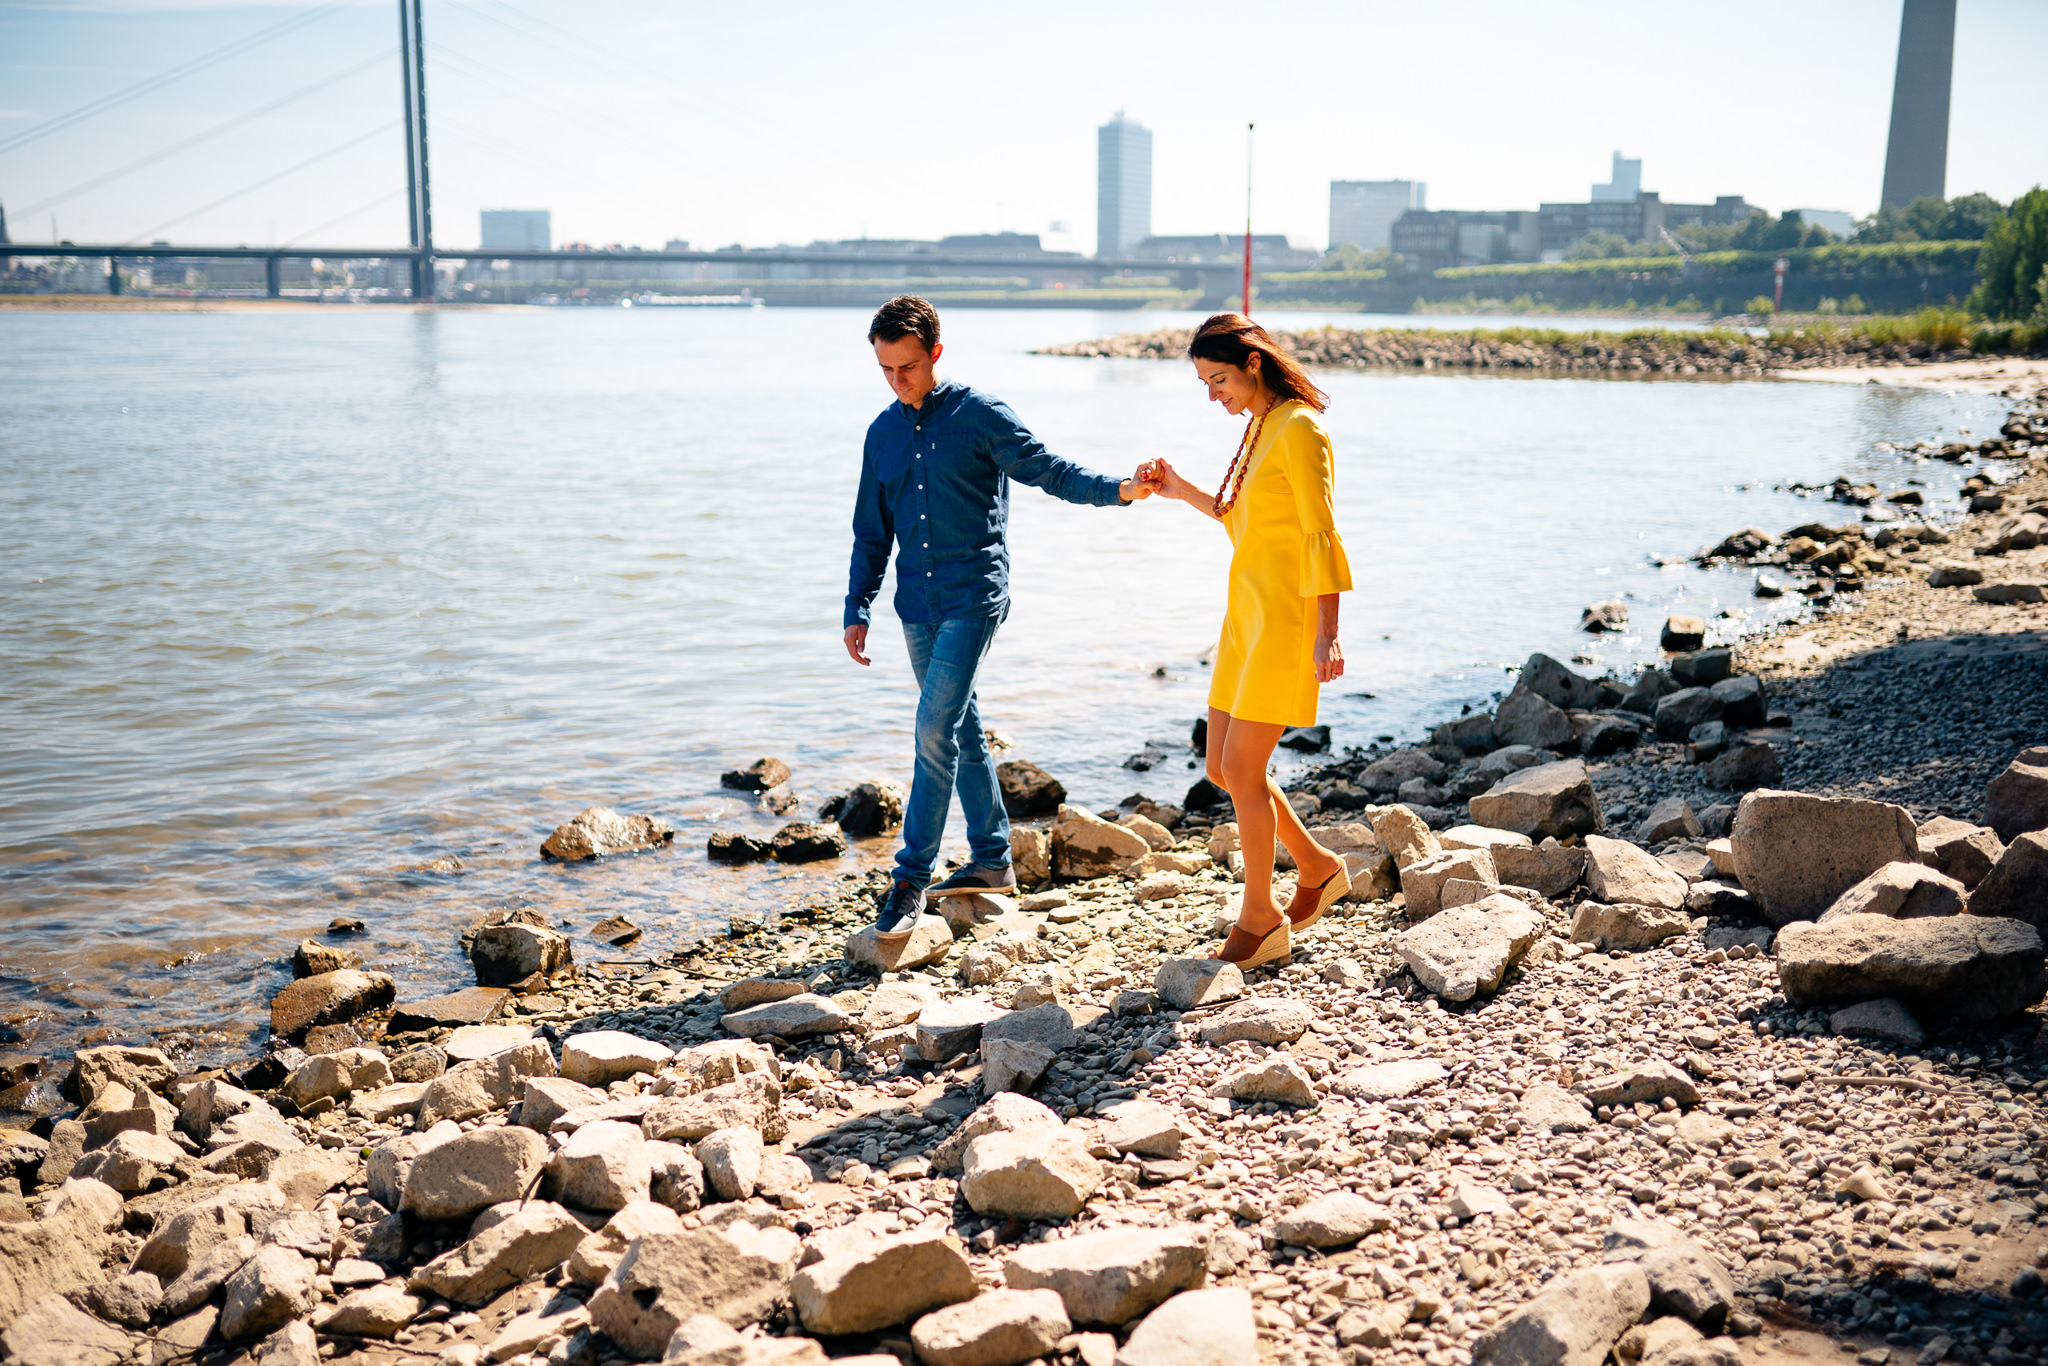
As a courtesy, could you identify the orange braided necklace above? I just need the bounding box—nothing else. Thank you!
[1213,399,1279,518]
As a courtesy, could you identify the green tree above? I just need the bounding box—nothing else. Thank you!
[1938,193,2004,240]
[1564,230,1635,261]
[1968,187,2048,320]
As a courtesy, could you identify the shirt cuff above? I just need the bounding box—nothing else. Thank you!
[1300,530,1354,596]
[843,601,873,629]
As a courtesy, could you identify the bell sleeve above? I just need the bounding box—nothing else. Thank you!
[1285,413,1354,596]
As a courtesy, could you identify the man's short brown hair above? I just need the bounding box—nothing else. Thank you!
[868,295,940,352]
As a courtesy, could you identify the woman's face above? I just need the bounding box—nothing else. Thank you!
[1192,354,1262,416]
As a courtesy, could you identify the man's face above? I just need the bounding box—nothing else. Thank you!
[874,334,942,408]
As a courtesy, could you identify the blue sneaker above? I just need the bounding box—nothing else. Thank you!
[927,863,1018,899]
[872,880,926,943]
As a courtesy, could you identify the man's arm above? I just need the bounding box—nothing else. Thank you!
[844,442,892,657]
[983,398,1129,507]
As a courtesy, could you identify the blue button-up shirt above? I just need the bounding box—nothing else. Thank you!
[844,377,1126,628]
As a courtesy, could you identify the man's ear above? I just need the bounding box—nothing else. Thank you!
[929,342,944,364]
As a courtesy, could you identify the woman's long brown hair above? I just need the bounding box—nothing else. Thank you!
[1187,313,1330,413]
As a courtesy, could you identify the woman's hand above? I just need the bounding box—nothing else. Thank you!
[1314,634,1344,683]
[1120,460,1166,502]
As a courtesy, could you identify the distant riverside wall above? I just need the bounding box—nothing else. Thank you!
[1038,324,1990,375]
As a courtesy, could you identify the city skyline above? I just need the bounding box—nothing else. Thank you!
[1,0,2044,255]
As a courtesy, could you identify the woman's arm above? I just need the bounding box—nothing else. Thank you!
[1150,458,1223,522]
[1314,593,1343,681]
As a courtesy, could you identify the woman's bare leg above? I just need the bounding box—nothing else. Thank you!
[1267,775,1346,914]
[1218,715,1288,935]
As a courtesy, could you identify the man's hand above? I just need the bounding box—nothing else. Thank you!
[1120,461,1166,502]
[844,624,871,667]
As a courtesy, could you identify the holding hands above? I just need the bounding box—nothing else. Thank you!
[1120,460,1167,502]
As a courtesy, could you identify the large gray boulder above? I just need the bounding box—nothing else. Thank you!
[1473,1262,1650,1366]
[401,1126,550,1222]
[1396,894,1545,1001]
[1493,684,1574,751]
[409,1201,590,1306]
[586,1224,801,1353]
[0,1179,123,1333]
[1775,912,2047,1020]
[1985,746,2048,841]
[960,1128,1102,1220]
[1115,1287,1258,1366]
[1820,861,1967,922]
[1051,805,1149,879]
[1582,836,1687,910]
[1399,847,1498,921]
[1968,832,2048,932]
[911,1287,1071,1366]
[1728,790,1919,925]
[1917,816,2005,890]
[1519,653,1604,710]
[1569,901,1691,952]
[791,1230,978,1336]
[1468,760,1603,841]
[540,805,674,860]
[1495,837,1587,898]
[1002,1225,1208,1327]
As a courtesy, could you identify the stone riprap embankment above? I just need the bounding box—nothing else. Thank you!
[1035,325,1989,378]
[3,395,2047,1366]
[7,747,2048,1366]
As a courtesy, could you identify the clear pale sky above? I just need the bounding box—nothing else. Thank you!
[2,0,2043,253]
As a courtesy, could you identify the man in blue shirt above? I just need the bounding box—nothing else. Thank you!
[844,296,1159,942]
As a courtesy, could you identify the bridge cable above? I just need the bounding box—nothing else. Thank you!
[0,3,348,159]
[15,48,397,221]
[125,120,401,245]
[284,188,408,247]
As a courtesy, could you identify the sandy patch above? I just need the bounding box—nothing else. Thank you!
[1781,356,2048,396]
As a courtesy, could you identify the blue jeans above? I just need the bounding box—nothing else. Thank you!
[894,613,1012,887]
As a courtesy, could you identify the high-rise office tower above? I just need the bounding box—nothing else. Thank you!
[1880,0,1956,208]
[480,209,551,250]
[1328,181,1426,253]
[1097,113,1152,259]
[1590,153,1642,203]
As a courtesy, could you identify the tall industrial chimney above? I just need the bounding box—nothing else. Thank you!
[1879,0,1956,209]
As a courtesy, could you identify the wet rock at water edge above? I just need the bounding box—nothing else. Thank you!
[1492,684,1574,751]
[720,756,791,792]
[1703,741,1780,791]
[1580,600,1628,632]
[590,914,641,945]
[1660,615,1706,652]
[469,908,572,987]
[269,970,395,1044]
[541,805,675,860]
[772,822,846,863]
[1279,724,1330,752]
[998,760,1066,817]
[818,779,907,837]
[290,938,361,979]
[707,831,773,864]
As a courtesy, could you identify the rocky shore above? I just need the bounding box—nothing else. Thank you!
[2,388,2046,1366]
[1036,327,1988,378]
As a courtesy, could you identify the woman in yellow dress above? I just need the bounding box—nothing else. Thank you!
[1149,314,1355,969]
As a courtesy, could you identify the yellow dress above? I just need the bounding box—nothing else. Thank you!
[1208,400,1354,726]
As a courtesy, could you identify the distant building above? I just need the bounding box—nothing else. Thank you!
[1881,0,1954,208]
[1785,209,1855,240]
[1664,196,1760,230]
[1590,152,1642,203]
[1097,113,1153,258]
[480,209,551,250]
[1127,234,1319,269]
[1328,180,1425,253]
[1538,194,1666,256]
[1392,211,1539,271]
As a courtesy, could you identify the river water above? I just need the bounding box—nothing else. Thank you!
[0,304,2010,1078]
